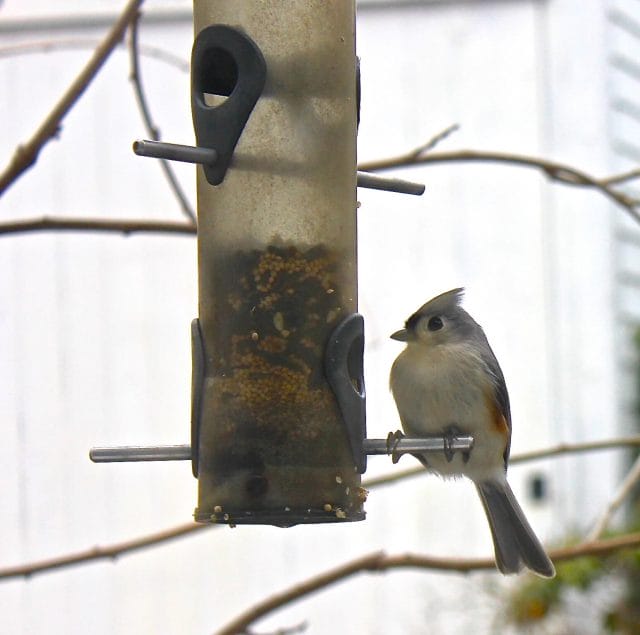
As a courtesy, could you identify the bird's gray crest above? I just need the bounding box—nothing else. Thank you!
[417,287,464,315]
[406,287,465,329]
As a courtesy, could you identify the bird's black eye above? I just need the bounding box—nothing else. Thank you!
[427,316,444,331]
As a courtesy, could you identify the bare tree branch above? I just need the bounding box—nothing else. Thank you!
[0,522,211,581]
[0,38,190,73]
[585,452,640,542]
[406,123,459,158]
[244,621,308,635]
[601,167,640,186]
[0,0,145,197]
[212,552,386,635]
[358,147,640,225]
[510,436,640,463]
[213,533,640,635]
[0,216,196,237]
[127,12,197,224]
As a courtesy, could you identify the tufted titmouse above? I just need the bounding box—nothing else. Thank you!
[389,288,555,578]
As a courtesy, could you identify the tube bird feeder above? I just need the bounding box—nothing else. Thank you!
[191,2,363,526]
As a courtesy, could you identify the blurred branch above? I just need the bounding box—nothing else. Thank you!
[245,621,308,635]
[510,436,640,463]
[127,12,197,224]
[358,147,640,225]
[0,522,211,581]
[214,533,640,635]
[2,436,639,582]
[601,167,640,186]
[0,216,197,237]
[213,552,386,635]
[585,452,640,542]
[0,0,145,197]
[406,123,459,157]
[0,38,190,73]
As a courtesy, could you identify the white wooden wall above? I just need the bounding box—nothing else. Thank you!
[609,1,640,471]
[0,1,630,633]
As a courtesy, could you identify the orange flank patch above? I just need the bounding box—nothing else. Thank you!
[484,384,511,443]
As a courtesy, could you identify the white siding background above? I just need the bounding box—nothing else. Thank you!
[0,0,635,633]
[610,3,640,456]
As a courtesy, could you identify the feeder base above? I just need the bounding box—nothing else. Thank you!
[193,506,366,528]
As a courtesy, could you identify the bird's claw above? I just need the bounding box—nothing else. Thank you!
[443,425,467,463]
[386,430,405,464]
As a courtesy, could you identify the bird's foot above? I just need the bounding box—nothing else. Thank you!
[442,425,468,463]
[386,430,405,464]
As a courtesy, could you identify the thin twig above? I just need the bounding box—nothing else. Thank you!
[358,148,640,225]
[0,0,145,197]
[511,435,640,464]
[245,621,308,635]
[601,167,640,186]
[0,38,190,73]
[407,123,460,158]
[585,453,640,542]
[0,523,211,581]
[213,533,640,635]
[0,216,197,237]
[127,13,197,224]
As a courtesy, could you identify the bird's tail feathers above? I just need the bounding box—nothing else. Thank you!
[476,479,555,578]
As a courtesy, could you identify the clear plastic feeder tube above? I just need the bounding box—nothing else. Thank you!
[192,1,362,526]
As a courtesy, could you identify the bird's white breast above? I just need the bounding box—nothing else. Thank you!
[390,342,507,481]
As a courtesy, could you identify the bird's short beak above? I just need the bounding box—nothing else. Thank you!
[390,328,408,342]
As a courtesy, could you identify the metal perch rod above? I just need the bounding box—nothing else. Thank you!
[90,435,474,463]
[90,445,192,462]
[363,435,474,455]
[356,172,425,196]
[133,140,217,166]
[133,139,426,196]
